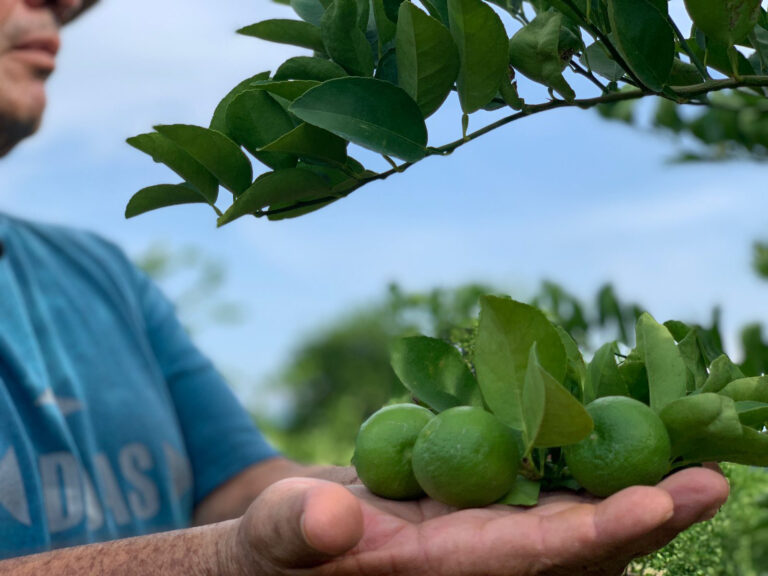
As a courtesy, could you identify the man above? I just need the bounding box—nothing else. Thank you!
[0,0,730,574]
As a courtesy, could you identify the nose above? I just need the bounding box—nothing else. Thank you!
[23,0,84,22]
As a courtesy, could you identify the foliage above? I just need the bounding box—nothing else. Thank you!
[126,0,768,223]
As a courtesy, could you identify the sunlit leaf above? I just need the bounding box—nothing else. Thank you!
[238,19,326,53]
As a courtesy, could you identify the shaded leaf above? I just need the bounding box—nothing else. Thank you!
[274,57,348,81]
[125,183,208,218]
[700,354,745,393]
[581,41,626,82]
[291,0,327,26]
[497,476,541,506]
[290,77,428,161]
[226,90,297,170]
[735,401,768,429]
[396,2,460,117]
[719,376,768,403]
[249,80,322,101]
[607,0,674,91]
[586,341,628,404]
[154,125,253,195]
[474,296,567,430]
[238,19,326,53]
[390,336,482,412]
[210,72,271,134]
[448,0,509,113]
[218,168,331,225]
[260,122,349,166]
[684,0,761,46]
[321,0,375,76]
[126,132,218,203]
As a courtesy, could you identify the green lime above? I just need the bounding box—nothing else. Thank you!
[563,396,671,497]
[353,403,435,500]
[411,406,520,508]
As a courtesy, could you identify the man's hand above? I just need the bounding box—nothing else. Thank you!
[232,466,729,576]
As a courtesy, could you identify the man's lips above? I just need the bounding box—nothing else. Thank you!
[10,35,60,71]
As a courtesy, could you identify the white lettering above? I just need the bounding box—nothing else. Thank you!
[119,444,159,520]
[94,454,131,526]
[40,452,83,534]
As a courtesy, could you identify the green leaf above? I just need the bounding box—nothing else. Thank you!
[226,90,297,170]
[581,41,626,82]
[274,57,348,81]
[700,354,745,394]
[238,19,326,53]
[126,132,219,204]
[735,401,768,429]
[607,0,675,91]
[375,48,399,84]
[586,341,628,404]
[290,77,428,162]
[210,72,271,135]
[321,0,375,76]
[249,80,322,102]
[677,328,709,392]
[684,0,761,46]
[448,0,509,113]
[660,393,768,466]
[217,168,331,226]
[474,296,567,430]
[372,0,398,48]
[508,11,575,101]
[396,3,460,118]
[618,351,649,405]
[260,123,348,166]
[555,325,587,402]
[497,476,541,506]
[635,313,687,413]
[667,59,704,86]
[719,376,768,403]
[521,345,593,451]
[154,125,253,196]
[291,0,327,26]
[125,183,209,218]
[390,336,481,412]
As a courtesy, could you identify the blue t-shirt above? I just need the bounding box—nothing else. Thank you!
[0,213,278,559]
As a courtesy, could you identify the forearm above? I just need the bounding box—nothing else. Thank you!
[0,520,239,576]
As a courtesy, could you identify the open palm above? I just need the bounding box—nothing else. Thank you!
[239,466,728,576]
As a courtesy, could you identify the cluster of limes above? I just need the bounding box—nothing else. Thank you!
[353,396,672,507]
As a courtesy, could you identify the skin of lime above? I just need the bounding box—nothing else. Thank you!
[562,396,672,498]
[411,406,520,509]
[353,403,435,500]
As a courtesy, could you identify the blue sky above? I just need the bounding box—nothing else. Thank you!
[1,0,766,405]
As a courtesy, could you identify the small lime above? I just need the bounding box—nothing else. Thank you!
[411,406,520,508]
[563,396,671,497]
[353,403,435,500]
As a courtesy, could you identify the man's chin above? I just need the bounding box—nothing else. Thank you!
[0,116,42,158]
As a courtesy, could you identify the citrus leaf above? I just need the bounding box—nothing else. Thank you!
[210,72,271,135]
[126,132,219,204]
[522,345,593,452]
[474,296,567,430]
[581,41,626,82]
[154,125,253,196]
[555,325,587,402]
[396,2,460,117]
[497,476,540,507]
[289,77,428,161]
[700,354,745,393]
[660,393,768,466]
[217,168,331,226]
[448,0,509,113]
[684,0,761,47]
[586,341,628,404]
[291,0,327,26]
[238,19,326,53]
[125,183,209,218]
[718,376,768,403]
[607,0,674,91]
[677,328,709,392]
[372,0,398,48]
[260,122,348,166]
[249,80,322,101]
[508,11,575,101]
[390,336,481,412]
[274,56,348,81]
[635,313,687,413]
[321,0,375,76]
[226,90,297,170]
[735,401,768,429]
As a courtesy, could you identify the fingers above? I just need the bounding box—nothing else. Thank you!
[240,478,364,571]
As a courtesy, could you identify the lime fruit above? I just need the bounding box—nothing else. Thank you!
[411,406,520,508]
[563,396,671,497]
[353,403,435,500]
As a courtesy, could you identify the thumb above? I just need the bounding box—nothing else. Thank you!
[239,478,364,571]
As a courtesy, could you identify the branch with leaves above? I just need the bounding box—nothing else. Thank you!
[126,0,768,225]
